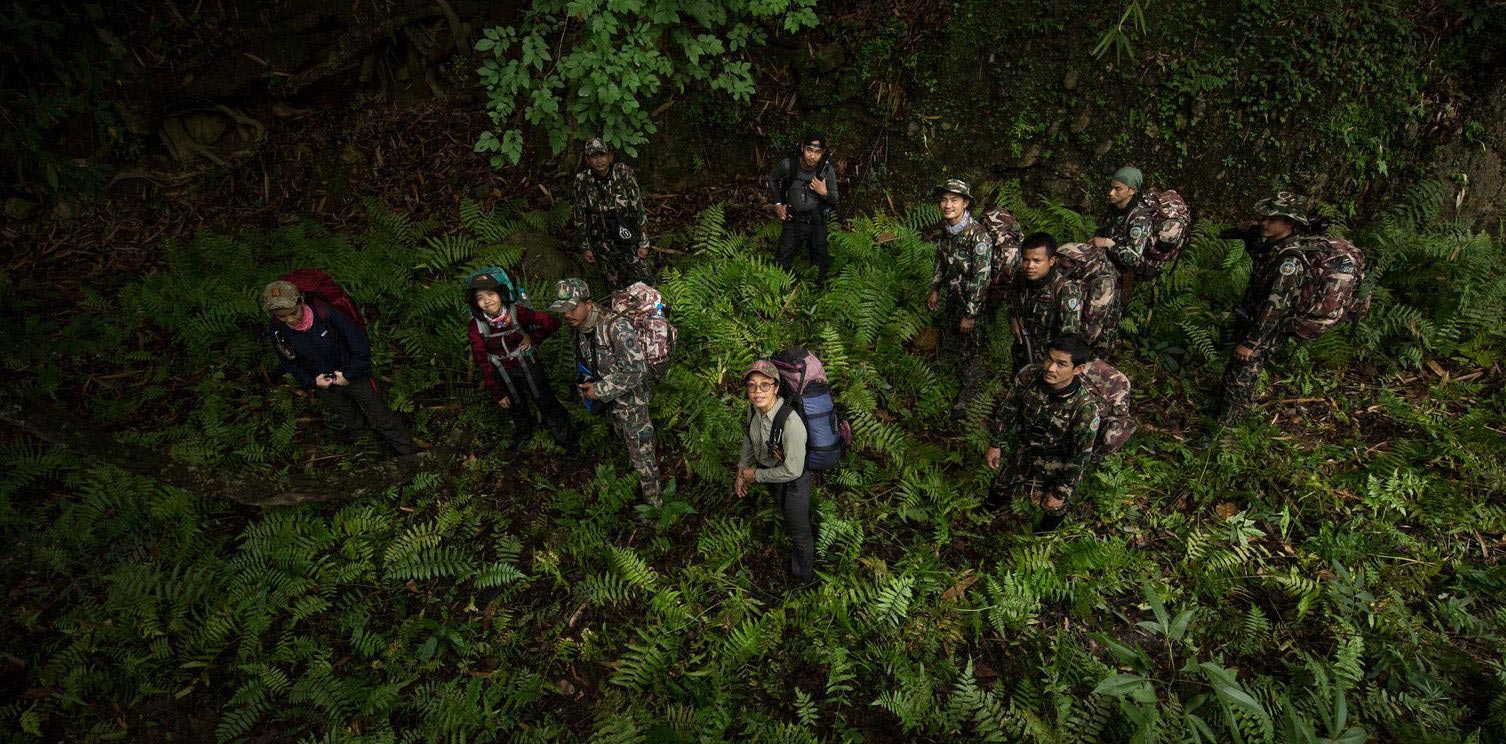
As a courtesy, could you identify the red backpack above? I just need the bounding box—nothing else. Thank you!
[267,268,368,366]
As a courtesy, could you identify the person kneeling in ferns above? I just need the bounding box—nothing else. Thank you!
[735,360,815,584]
[985,333,1102,533]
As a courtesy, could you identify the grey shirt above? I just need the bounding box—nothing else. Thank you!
[738,397,807,484]
[768,158,838,214]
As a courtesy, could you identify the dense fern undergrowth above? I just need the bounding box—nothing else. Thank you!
[2,182,1504,742]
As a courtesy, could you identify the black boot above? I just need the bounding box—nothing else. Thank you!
[1034,512,1065,534]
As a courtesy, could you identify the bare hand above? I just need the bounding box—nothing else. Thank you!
[332,371,350,386]
[582,249,596,264]
[637,245,650,259]
[316,374,334,389]
[738,467,757,483]
[497,396,512,409]
[1234,344,1254,361]
[810,177,828,197]
[986,446,1002,470]
[927,290,939,311]
[960,317,976,334]
[733,473,747,497]
[775,204,788,221]
[578,382,599,400]
[516,336,531,354]
[1090,236,1113,250]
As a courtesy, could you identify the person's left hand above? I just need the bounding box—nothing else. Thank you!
[810,176,828,197]
[1090,236,1113,250]
[960,317,976,334]
[332,371,350,386]
[516,336,531,354]
[738,467,757,483]
[578,382,599,400]
[637,245,650,259]
[1234,344,1254,361]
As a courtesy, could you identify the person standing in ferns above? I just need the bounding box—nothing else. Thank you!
[985,333,1102,533]
[735,360,815,584]
[465,269,576,453]
[261,280,417,457]
[767,132,838,288]
[926,178,994,413]
[573,137,652,291]
[1007,232,1083,371]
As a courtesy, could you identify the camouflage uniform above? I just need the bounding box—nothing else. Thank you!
[1219,193,1309,418]
[1095,194,1157,276]
[572,143,651,291]
[989,364,1102,516]
[1056,242,1122,359]
[930,199,994,409]
[1007,268,1082,370]
[550,279,661,502]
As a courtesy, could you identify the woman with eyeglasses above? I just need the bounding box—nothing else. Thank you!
[735,360,815,584]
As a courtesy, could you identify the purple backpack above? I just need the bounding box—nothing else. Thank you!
[770,348,851,471]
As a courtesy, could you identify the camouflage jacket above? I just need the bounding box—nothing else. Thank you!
[1008,268,1082,354]
[990,364,1102,498]
[572,307,651,407]
[1226,229,1303,352]
[572,162,648,253]
[1095,194,1156,271]
[930,214,993,318]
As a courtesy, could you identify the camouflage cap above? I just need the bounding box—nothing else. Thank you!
[260,280,302,312]
[547,277,592,312]
[583,137,610,155]
[743,359,779,384]
[1253,192,1311,226]
[932,178,974,202]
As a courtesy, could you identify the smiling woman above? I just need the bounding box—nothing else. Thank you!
[735,358,815,583]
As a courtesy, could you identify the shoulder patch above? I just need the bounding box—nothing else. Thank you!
[975,240,990,255]
[1066,297,1080,310]
[1279,259,1298,276]
[1090,416,1101,430]
[1130,225,1147,239]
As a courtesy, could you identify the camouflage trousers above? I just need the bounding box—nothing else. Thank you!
[939,309,989,410]
[589,240,652,292]
[1219,348,1267,420]
[609,399,661,502]
[989,450,1075,516]
[1081,271,1122,359]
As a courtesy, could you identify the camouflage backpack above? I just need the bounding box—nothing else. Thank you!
[1138,189,1193,277]
[1287,236,1369,341]
[1080,360,1136,457]
[980,206,1024,300]
[603,282,678,378]
[1053,241,1118,317]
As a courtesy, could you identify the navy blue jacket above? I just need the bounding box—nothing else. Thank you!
[268,300,373,389]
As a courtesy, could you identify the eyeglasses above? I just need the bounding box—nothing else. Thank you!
[746,382,776,393]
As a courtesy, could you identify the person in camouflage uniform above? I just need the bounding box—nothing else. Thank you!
[985,333,1102,533]
[1216,192,1310,423]
[926,179,994,413]
[549,278,662,504]
[1008,232,1082,371]
[1091,166,1156,288]
[572,138,652,291]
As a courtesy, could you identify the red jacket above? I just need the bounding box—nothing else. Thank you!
[468,304,560,400]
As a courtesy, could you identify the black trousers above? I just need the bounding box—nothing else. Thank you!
[767,472,815,580]
[776,213,829,282]
[494,357,573,445]
[314,380,417,455]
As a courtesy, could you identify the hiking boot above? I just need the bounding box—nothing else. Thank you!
[508,431,533,452]
[1034,512,1065,534]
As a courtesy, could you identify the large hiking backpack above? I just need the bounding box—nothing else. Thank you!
[603,282,678,378]
[1137,190,1193,277]
[1288,236,1369,341]
[769,348,851,472]
[267,268,367,360]
[1053,241,1119,321]
[981,206,1025,299]
[1080,360,1136,457]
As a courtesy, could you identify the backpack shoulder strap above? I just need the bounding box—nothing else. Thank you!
[769,401,796,446]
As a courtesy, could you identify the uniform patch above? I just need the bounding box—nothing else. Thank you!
[1090,416,1101,430]
[1130,225,1146,239]
[975,241,990,255]
[1279,259,1298,276]
[1067,298,1080,310]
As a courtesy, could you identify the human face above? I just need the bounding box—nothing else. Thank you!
[746,372,778,411]
[562,301,592,328]
[586,151,612,176]
[1259,215,1295,241]
[272,302,302,325]
[1041,349,1082,388]
[1021,246,1055,281]
[1107,179,1137,209]
[800,142,823,169]
[938,193,968,224]
[475,288,503,317]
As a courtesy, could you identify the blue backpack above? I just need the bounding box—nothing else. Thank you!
[769,348,851,472]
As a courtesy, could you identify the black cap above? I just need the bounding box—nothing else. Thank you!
[468,274,502,291]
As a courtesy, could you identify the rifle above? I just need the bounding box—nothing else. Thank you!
[779,146,835,221]
[1012,317,1035,363]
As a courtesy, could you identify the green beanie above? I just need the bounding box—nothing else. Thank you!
[1110,166,1143,190]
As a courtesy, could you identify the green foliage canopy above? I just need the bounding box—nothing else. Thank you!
[474,0,820,165]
